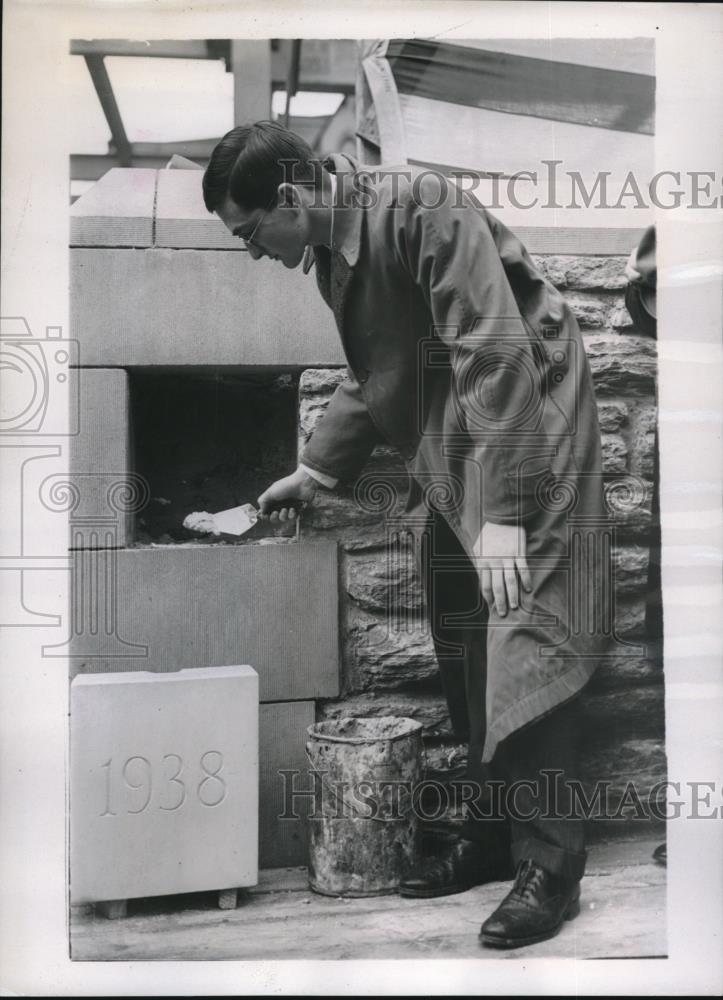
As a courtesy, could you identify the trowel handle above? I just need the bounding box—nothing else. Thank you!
[259,499,308,517]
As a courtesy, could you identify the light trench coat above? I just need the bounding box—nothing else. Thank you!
[301,154,610,762]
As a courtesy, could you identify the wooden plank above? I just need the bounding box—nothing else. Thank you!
[70,543,339,702]
[69,369,131,548]
[70,168,156,247]
[259,701,315,868]
[155,169,242,250]
[70,249,342,367]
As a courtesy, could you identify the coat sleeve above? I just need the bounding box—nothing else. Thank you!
[299,371,383,485]
[398,176,553,525]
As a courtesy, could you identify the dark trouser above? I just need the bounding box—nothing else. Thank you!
[420,511,587,885]
[460,699,587,884]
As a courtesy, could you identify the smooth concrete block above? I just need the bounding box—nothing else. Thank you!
[259,701,315,868]
[70,543,340,701]
[70,168,156,247]
[507,227,646,256]
[69,369,131,547]
[71,249,342,367]
[155,170,242,250]
[70,666,259,904]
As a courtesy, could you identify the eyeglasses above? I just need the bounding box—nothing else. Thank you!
[237,195,277,250]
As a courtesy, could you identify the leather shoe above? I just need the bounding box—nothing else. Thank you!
[479,859,581,949]
[400,837,513,899]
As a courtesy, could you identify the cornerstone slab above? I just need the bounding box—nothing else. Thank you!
[70,666,259,904]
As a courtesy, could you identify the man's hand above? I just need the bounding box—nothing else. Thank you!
[474,522,532,617]
[257,466,318,522]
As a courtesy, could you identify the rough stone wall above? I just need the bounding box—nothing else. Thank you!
[297,255,665,839]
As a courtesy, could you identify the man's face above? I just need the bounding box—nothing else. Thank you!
[216,192,308,269]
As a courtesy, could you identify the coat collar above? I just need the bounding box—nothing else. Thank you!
[302,152,363,274]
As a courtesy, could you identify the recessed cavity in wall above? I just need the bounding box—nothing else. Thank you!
[129,369,300,545]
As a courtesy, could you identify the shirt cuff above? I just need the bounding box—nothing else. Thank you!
[299,463,339,490]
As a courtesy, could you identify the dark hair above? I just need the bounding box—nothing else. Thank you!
[202,120,324,214]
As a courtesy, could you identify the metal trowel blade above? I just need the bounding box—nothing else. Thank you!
[210,503,259,536]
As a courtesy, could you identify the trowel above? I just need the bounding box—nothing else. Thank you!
[183,501,305,537]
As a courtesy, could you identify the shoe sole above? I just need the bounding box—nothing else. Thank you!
[479,895,581,949]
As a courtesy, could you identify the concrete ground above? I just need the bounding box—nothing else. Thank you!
[70,836,666,961]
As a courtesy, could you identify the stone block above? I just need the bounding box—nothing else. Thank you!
[585,333,657,394]
[604,476,654,539]
[299,366,348,396]
[535,255,628,291]
[299,486,386,544]
[601,433,628,474]
[155,169,242,250]
[299,447,408,548]
[589,653,662,690]
[69,369,131,548]
[71,249,341,367]
[564,292,613,330]
[318,692,453,739]
[519,230,644,255]
[611,544,651,594]
[70,543,339,702]
[298,367,347,444]
[70,666,259,904]
[629,401,658,478]
[346,612,439,691]
[596,399,629,432]
[70,168,155,248]
[613,594,649,638]
[579,737,667,815]
[581,736,666,787]
[345,548,424,615]
[259,701,315,868]
[580,685,665,743]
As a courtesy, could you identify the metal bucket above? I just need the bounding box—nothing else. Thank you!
[305,716,423,897]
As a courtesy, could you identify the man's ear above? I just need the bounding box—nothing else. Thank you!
[277,182,302,210]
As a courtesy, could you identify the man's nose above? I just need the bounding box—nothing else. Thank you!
[247,244,264,261]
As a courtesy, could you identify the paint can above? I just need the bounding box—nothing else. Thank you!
[305,716,423,897]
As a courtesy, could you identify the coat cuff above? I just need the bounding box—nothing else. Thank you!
[299,462,339,490]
